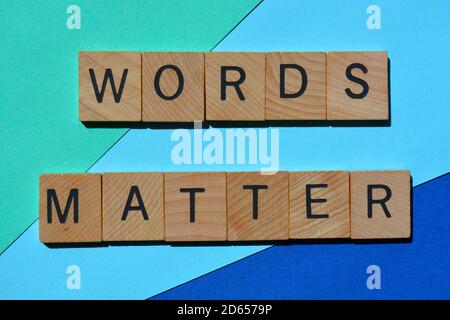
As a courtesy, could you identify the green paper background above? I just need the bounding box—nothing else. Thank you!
[0,0,261,253]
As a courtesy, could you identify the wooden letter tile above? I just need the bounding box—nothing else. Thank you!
[205,52,265,121]
[142,52,205,122]
[102,172,164,241]
[327,51,389,120]
[266,52,326,120]
[79,51,141,122]
[39,174,102,243]
[289,171,350,239]
[350,170,411,239]
[164,172,227,241]
[227,172,289,241]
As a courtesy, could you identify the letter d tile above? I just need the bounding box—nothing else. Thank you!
[266,52,326,120]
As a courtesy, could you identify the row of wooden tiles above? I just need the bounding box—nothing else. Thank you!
[39,170,411,244]
[79,51,389,122]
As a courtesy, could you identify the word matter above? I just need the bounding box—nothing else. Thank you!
[39,170,411,244]
[78,51,389,122]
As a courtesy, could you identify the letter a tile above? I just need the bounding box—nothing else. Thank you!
[102,172,164,241]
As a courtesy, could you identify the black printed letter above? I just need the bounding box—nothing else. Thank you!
[280,64,308,98]
[306,184,329,219]
[180,188,205,223]
[154,65,184,100]
[47,189,79,224]
[221,66,246,101]
[122,186,149,221]
[89,68,128,103]
[367,184,392,218]
[345,63,369,99]
[243,185,269,219]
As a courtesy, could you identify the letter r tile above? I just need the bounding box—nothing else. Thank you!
[205,52,265,121]
[164,172,227,241]
[39,174,102,243]
[227,172,289,241]
[350,170,411,239]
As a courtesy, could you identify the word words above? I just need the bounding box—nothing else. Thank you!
[39,170,411,244]
[78,51,389,123]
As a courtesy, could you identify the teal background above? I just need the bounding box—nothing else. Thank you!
[1,0,449,299]
[0,0,261,254]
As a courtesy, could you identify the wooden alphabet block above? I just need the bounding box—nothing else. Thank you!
[327,51,389,120]
[205,52,265,121]
[289,171,350,239]
[102,172,164,241]
[266,52,326,120]
[350,170,411,239]
[164,172,227,241]
[142,52,205,122]
[39,174,102,243]
[79,51,141,122]
[227,172,289,241]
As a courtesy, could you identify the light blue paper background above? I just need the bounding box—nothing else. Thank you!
[1,0,449,299]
